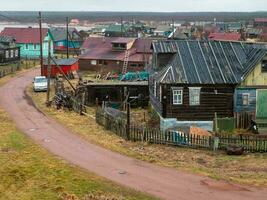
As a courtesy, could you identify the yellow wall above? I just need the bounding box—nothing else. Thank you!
[241,59,267,86]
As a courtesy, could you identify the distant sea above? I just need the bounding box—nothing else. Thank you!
[1,11,267,24]
[0,22,93,32]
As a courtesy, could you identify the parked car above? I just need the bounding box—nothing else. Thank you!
[33,76,48,92]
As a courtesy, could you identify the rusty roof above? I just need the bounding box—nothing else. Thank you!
[0,27,49,44]
[80,37,152,62]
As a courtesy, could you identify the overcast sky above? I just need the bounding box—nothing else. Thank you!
[1,0,267,12]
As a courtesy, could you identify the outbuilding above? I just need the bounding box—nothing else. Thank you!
[43,58,78,77]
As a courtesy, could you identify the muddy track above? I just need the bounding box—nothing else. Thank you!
[0,68,267,200]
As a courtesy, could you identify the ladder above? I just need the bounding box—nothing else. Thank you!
[122,50,130,74]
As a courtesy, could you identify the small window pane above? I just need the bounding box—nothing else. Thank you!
[242,94,249,105]
[189,88,201,106]
[173,89,183,105]
[91,60,97,65]
[5,51,9,58]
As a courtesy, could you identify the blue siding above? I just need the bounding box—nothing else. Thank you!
[234,88,256,113]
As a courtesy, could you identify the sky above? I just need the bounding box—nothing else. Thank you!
[0,0,267,12]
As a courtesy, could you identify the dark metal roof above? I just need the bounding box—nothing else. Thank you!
[50,27,82,42]
[152,40,266,84]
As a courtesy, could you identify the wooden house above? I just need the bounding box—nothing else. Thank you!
[0,27,54,59]
[79,37,152,74]
[0,35,20,63]
[43,58,78,78]
[150,40,266,131]
[50,27,83,54]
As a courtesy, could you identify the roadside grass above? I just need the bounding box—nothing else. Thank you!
[0,108,156,200]
[28,86,267,188]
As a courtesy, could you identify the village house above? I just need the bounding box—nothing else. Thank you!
[254,18,267,27]
[79,37,152,74]
[0,35,20,64]
[0,27,54,59]
[150,40,267,131]
[153,25,173,38]
[50,27,83,54]
[208,32,242,41]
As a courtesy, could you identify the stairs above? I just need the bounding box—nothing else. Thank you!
[122,50,130,74]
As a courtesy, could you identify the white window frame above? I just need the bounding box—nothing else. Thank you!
[10,50,14,58]
[25,44,29,50]
[5,50,9,58]
[91,60,97,65]
[172,88,183,105]
[242,93,250,106]
[189,87,201,106]
[33,44,38,50]
[15,49,18,57]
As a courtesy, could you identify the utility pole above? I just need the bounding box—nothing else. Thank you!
[46,40,51,107]
[120,17,123,37]
[172,18,175,39]
[66,17,69,58]
[126,103,130,140]
[38,11,43,75]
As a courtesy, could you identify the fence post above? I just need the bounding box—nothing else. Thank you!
[213,137,219,152]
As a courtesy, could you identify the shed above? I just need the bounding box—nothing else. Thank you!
[43,58,78,77]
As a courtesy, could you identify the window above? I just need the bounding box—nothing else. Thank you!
[15,49,18,57]
[5,50,9,58]
[25,44,29,50]
[130,63,138,67]
[262,60,267,73]
[10,50,14,58]
[91,60,97,65]
[173,88,183,105]
[189,87,201,106]
[242,93,250,106]
[33,44,38,50]
[98,60,103,65]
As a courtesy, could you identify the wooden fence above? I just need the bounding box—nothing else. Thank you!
[95,108,267,153]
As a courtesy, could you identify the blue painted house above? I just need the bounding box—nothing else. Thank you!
[0,27,54,59]
[50,27,83,53]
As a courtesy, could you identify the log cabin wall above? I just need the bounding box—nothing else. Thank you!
[162,84,236,121]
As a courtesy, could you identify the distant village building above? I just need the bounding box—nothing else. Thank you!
[50,27,83,54]
[208,32,242,41]
[153,25,173,38]
[79,37,152,73]
[150,40,267,131]
[254,18,267,27]
[0,27,54,58]
[0,35,20,63]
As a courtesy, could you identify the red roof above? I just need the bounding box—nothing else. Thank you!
[0,27,49,44]
[255,18,267,23]
[80,37,152,62]
[208,32,241,41]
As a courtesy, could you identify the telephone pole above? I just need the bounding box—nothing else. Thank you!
[66,17,69,58]
[46,40,51,107]
[120,17,123,37]
[38,11,43,75]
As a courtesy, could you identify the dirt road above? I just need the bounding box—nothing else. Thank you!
[0,69,267,200]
